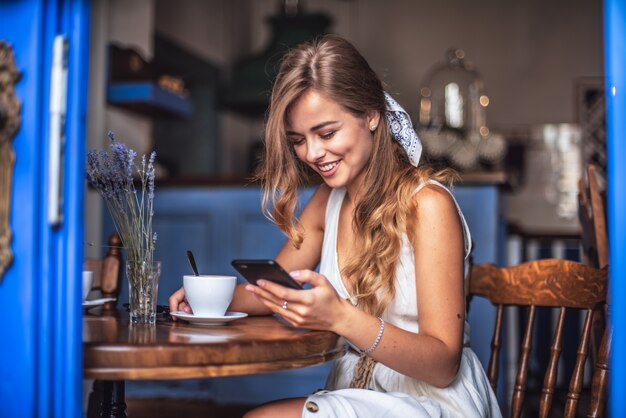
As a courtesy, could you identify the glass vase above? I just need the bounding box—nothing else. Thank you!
[126,260,161,325]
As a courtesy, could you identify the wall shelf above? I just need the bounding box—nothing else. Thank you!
[107,82,193,118]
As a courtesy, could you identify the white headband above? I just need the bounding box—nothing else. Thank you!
[384,92,423,167]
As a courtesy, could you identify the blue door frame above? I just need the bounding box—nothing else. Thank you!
[0,1,90,417]
[605,0,626,416]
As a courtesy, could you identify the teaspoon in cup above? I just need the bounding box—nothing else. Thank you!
[186,250,200,276]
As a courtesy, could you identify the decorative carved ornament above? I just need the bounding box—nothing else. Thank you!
[0,41,21,282]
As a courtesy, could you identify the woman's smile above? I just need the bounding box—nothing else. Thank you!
[317,160,341,176]
[286,88,378,194]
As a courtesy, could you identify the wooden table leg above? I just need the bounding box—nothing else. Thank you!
[101,380,127,418]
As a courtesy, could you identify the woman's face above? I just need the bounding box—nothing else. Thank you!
[286,89,380,195]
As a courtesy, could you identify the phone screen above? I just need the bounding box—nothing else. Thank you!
[231,259,303,290]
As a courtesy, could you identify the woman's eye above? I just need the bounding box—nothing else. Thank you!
[320,131,335,140]
[290,137,305,145]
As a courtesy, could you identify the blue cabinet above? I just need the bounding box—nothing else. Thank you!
[106,182,503,404]
[453,185,505,372]
[157,187,315,304]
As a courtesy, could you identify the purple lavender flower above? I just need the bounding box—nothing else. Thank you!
[86,131,158,265]
[147,151,156,205]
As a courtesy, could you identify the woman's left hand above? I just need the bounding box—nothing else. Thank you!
[245,269,348,331]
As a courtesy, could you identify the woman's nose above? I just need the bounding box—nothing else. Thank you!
[306,138,326,162]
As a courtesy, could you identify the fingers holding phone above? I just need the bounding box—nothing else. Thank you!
[284,269,352,331]
[245,277,301,312]
[245,267,348,331]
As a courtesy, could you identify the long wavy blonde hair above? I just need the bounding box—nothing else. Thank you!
[257,35,455,316]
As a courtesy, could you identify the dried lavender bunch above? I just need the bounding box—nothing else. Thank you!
[86,131,157,266]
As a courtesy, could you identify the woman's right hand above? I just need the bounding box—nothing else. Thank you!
[168,286,192,319]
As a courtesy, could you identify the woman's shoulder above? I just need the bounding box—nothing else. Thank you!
[411,181,458,217]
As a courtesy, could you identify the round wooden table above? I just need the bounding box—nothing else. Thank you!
[83,310,345,417]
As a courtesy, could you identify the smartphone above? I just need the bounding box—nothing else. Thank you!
[231,259,304,290]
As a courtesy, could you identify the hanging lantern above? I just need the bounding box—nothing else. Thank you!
[418,48,505,171]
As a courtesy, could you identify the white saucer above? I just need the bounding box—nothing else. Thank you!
[83,297,116,307]
[170,311,248,326]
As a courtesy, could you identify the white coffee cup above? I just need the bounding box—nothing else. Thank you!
[82,271,94,301]
[183,275,237,317]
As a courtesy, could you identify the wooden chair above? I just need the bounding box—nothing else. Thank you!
[467,258,608,418]
[83,233,122,310]
[578,164,609,270]
[578,164,612,418]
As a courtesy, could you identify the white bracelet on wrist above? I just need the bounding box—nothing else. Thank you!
[362,317,385,354]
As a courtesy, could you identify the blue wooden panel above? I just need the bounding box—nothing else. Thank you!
[60,5,91,416]
[154,215,215,304]
[232,215,289,258]
[453,186,500,263]
[452,185,501,372]
[605,0,626,415]
[0,1,90,417]
[0,4,46,416]
[0,0,89,417]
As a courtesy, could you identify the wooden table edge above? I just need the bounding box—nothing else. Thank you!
[83,348,345,380]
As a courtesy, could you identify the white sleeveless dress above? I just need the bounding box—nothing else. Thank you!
[302,182,502,418]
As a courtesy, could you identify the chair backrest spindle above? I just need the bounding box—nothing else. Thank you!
[487,304,504,391]
[538,306,566,418]
[564,308,594,417]
[510,305,535,418]
[586,323,611,418]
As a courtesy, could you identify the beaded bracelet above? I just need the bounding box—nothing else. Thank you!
[363,317,385,354]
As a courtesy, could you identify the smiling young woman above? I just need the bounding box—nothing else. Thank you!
[170,35,502,418]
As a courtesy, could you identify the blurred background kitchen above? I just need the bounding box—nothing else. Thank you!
[83,0,604,414]
[85,0,603,241]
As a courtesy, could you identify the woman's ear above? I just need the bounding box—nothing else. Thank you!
[366,110,381,132]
